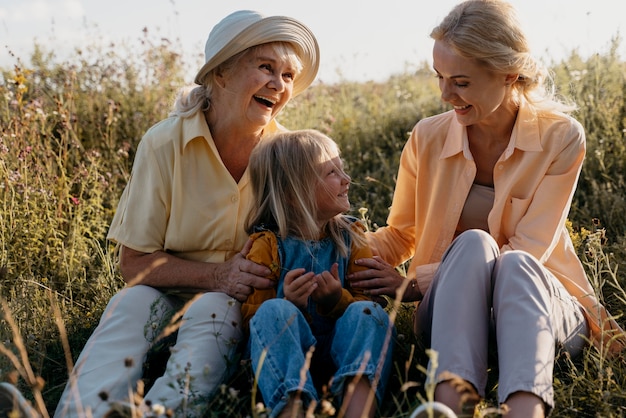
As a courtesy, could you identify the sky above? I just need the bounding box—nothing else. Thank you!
[1,0,625,85]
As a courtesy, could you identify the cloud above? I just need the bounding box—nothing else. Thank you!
[3,0,83,23]
[63,0,84,19]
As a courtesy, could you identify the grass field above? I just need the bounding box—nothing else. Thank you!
[1,35,625,416]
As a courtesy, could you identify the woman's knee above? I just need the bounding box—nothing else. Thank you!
[186,291,241,321]
[494,250,544,290]
[452,230,499,260]
[105,285,171,318]
[441,230,499,275]
[455,229,496,248]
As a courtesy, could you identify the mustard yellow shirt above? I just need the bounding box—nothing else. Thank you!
[368,100,623,350]
[241,223,373,330]
[107,111,282,264]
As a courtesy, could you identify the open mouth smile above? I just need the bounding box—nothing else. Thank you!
[254,95,277,108]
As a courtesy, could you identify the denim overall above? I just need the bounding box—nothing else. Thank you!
[248,222,395,417]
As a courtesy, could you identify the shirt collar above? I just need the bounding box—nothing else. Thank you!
[182,111,213,150]
[440,98,543,161]
[181,112,281,151]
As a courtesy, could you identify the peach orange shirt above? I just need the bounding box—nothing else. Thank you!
[368,99,622,350]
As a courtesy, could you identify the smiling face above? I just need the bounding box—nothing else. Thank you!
[433,40,516,128]
[215,43,299,129]
[315,154,351,223]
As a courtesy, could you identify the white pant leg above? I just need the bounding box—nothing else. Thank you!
[54,285,175,418]
[493,250,587,408]
[415,230,499,396]
[143,292,243,417]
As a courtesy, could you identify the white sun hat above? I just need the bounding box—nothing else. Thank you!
[194,10,320,97]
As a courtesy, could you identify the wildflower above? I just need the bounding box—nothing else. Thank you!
[151,403,166,415]
[320,399,336,415]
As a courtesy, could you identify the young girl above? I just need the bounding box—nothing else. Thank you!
[241,129,394,418]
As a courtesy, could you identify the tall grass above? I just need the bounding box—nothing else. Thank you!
[1,33,625,416]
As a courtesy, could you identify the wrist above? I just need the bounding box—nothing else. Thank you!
[410,279,423,302]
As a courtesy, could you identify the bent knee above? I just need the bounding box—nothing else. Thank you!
[254,298,300,320]
[343,301,391,326]
[190,292,239,314]
[107,285,170,316]
[455,229,496,249]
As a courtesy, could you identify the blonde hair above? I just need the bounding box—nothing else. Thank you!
[245,129,365,257]
[170,42,303,118]
[431,0,575,113]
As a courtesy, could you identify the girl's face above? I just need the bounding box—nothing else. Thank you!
[216,44,297,129]
[432,40,514,128]
[315,155,351,222]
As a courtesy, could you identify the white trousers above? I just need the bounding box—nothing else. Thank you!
[415,230,588,408]
[54,286,242,417]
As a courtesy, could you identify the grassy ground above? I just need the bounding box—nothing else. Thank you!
[1,35,626,416]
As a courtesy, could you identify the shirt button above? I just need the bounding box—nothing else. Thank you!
[231,195,238,202]
[498,165,504,170]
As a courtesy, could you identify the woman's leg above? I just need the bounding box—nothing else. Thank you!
[493,250,588,416]
[414,230,499,413]
[249,299,318,418]
[55,285,175,418]
[144,292,243,417]
[331,301,395,418]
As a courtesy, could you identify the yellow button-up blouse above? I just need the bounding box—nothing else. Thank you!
[108,111,282,264]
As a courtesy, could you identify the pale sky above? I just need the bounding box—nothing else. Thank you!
[1,0,625,84]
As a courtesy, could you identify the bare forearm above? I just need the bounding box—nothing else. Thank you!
[119,247,219,291]
[118,245,274,302]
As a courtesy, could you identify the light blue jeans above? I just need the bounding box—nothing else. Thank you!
[249,299,394,417]
[415,229,588,409]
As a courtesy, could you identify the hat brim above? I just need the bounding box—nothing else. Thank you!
[194,16,319,97]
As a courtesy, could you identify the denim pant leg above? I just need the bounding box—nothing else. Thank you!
[330,301,395,405]
[55,285,176,418]
[249,299,318,417]
[493,251,588,408]
[415,229,499,396]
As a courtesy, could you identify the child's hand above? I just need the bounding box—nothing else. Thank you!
[311,263,342,313]
[283,268,317,310]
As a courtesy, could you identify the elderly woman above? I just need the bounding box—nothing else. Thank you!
[348,1,624,418]
[49,10,320,418]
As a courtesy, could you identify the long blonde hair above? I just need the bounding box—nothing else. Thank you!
[170,42,303,118]
[431,0,575,113]
[245,129,365,257]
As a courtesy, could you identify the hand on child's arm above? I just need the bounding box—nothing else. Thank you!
[283,268,317,310]
[311,263,343,313]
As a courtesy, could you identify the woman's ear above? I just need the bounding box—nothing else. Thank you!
[213,68,226,89]
[505,73,519,86]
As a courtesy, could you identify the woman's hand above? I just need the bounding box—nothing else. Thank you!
[348,256,418,302]
[214,238,274,302]
[283,268,317,310]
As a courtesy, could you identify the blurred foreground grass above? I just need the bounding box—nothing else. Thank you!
[1,33,626,416]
